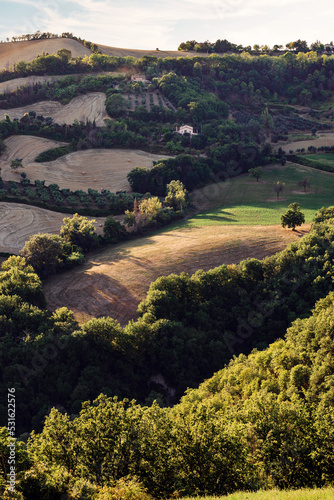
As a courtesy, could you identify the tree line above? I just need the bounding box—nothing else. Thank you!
[178,37,334,54]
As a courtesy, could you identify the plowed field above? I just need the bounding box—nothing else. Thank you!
[0,92,107,126]
[0,202,106,254]
[0,135,170,191]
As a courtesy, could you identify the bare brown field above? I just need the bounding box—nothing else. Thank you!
[44,224,308,325]
[0,92,108,126]
[0,38,91,70]
[284,132,334,152]
[98,44,209,59]
[0,75,64,94]
[0,202,106,254]
[0,135,68,172]
[0,135,171,191]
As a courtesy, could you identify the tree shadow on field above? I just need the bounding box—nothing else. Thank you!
[89,236,156,266]
[194,210,237,223]
[61,271,141,327]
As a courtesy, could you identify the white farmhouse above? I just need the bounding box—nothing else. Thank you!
[176,124,198,136]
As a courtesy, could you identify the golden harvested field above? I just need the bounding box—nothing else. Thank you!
[0,92,108,126]
[98,44,208,59]
[0,135,67,173]
[44,224,308,325]
[0,75,64,94]
[0,202,106,254]
[0,135,171,191]
[284,132,334,152]
[0,38,91,70]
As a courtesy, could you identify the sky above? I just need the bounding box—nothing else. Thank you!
[0,0,333,51]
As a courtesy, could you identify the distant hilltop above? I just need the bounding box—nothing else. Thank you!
[0,31,207,71]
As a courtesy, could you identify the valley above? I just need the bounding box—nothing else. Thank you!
[1,33,334,499]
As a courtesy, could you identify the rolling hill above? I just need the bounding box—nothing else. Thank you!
[0,37,91,70]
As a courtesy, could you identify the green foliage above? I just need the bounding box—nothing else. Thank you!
[9,159,23,171]
[20,233,69,278]
[0,256,46,308]
[165,180,188,211]
[4,42,334,499]
[106,93,128,118]
[291,154,334,173]
[34,146,72,162]
[98,477,152,500]
[60,213,98,252]
[103,216,127,243]
[281,202,305,230]
[248,166,263,182]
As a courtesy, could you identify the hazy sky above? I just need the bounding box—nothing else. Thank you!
[0,0,333,50]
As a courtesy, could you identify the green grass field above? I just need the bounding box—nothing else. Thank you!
[168,163,334,229]
[182,486,334,500]
[303,153,334,166]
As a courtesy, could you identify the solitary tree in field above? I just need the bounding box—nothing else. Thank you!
[10,158,23,171]
[281,202,305,230]
[248,166,263,182]
[299,177,310,193]
[274,181,285,200]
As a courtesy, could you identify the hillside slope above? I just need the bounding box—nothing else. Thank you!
[0,38,91,70]
[0,92,107,125]
[44,224,303,325]
[97,44,207,58]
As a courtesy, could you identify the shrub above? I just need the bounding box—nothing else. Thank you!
[65,251,85,267]
[99,477,153,500]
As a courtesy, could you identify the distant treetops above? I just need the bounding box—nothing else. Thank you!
[178,38,333,54]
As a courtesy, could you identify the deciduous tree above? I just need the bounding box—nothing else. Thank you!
[281,202,305,230]
[248,166,263,182]
[60,213,98,252]
[274,181,285,200]
[165,180,188,211]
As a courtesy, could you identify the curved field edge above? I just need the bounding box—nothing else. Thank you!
[0,92,108,126]
[0,135,171,192]
[0,202,106,254]
[43,224,306,325]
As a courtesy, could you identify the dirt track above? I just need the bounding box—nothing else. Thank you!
[0,92,108,126]
[0,135,171,191]
[0,202,106,254]
[44,224,308,326]
[0,38,91,70]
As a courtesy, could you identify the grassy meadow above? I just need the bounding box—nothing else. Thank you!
[183,487,334,500]
[303,153,334,166]
[171,162,334,228]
